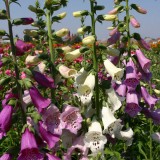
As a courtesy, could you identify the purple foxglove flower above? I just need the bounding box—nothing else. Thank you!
[109,27,118,36]
[63,134,89,160]
[107,31,121,46]
[141,86,158,108]
[46,153,61,160]
[137,38,151,50]
[0,153,12,160]
[18,128,44,160]
[114,81,127,99]
[21,18,34,25]
[0,105,13,139]
[124,58,139,88]
[29,86,51,113]
[130,16,140,28]
[60,105,83,134]
[38,121,60,149]
[33,71,55,88]
[136,49,151,73]
[109,56,120,66]
[42,104,62,135]
[125,91,142,117]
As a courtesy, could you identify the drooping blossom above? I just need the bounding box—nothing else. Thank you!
[18,128,44,160]
[65,49,82,61]
[84,119,107,156]
[38,121,60,149]
[0,153,12,160]
[25,55,41,66]
[151,132,160,143]
[64,134,89,160]
[141,86,158,108]
[42,104,63,135]
[60,105,83,134]
[130,16,140,28]
[107,31,121,45]
[124,58,139,88]
[0,105,13,139]
[33,62,46,74]
[135,49,151,73]
[32,71,55,88]
[125,91,142,117]
[131,4,147,14]
[29,86,51,113]
[102,104,123,138]
[45,153,61,160]
[104,59,124,84]
[137,38,151,50]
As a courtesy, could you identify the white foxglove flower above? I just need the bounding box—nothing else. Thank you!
[58,65,77,78]
[151,132,160,143]
[65,49,81,61]
[33,62,46,73]
[84,120,107,156]
[55,28,69,37]
[102,104,123,138]
[116,128,134,146]
[104,59,124,84]
[61,46,72,53]
[105,87,122,113]
[25,55,40,65]
[82,35,95,45]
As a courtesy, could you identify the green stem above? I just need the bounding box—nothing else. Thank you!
[46,9,55,103]
[90,0,100,118]
[5,0,26,124]
[125,0,131,56]
[149,119,153,160]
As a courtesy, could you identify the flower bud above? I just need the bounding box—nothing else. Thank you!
[131,4,147,14]
[77,26,91,35]
[61,46,72,53]
[12,18,34,25]
[54,28,69,37]
[23,29,38,37]
[73,10,89,18]
[94,5,105,11]
[103,14,117,21]
[130,16,140,28]
[82,35,95,45]
[108,6,124,15]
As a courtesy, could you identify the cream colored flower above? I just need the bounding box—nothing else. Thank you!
[55,28,69,37]
[25,55,40,65]
[65,49,81,61]
[82,35,95,45]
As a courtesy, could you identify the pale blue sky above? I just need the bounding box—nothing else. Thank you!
[0,0,160,40]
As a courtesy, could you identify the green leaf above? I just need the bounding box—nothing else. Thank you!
[0,76,12,86]
[138,142,148,159]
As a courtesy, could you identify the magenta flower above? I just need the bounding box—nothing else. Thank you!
[136,49,151,73]
[21,18,34,25]
[60,105,83,134]
[125,91,142,117]
[109,56,120,65]
[38,121,60,149]
[141,86,158,108]
[0,105,13,139]
[18,128,44,160]
[0,153,12,160]
[124,58,139,88]
[114,81,127,98]
[137,38,151,50]
[42,104,62,135]
[107,31,121,45]
[130,16,140,28]
[46,153,61,160]
[29,86,51,113]
[109,27,118,36]
[63,134,88,160]
[33,71,55,88]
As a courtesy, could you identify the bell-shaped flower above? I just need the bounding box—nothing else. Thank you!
[125,91,142,117]
[18,128,44,160]
[103,14,117,21]
[42,104,62,135]
[0,105,13,139]
[137,38,151,50]
[84,119,107,156]
[29,86,51,113]
[131,4,147,14]
[141,86,158,108]
[136,49,151,73]
[33,62,46,74]
[130,16,140,28]
[46,153,61,160]
[58,65,77,78]
[65,49,81,61]
[104,59,124,84]
[32,71,55,88]
[73,10,89,18]
[102,104,123,138]
[115,128,134,146]
[107,31,121,45]
[82,35,95,45]
[0,153,12,160]
[22,90,32,110]
[76,72,95,105]
[124,58,139,88]
[151,132,160,143]
[60,105,83,134]
[25,55,41,66]
[64,134,89,160]
[38,121,60,149]
[105,87,122,112]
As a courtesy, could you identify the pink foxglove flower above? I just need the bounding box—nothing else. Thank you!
[130,16,140,28]
[38,121,60,149]
[46,153,61,160]
[107,31,121,45]
[33,71,55,88]
[18,128,44,160]
[124,58,139,88]
[136,49,151,73]
[137,38,151,50]
[0,153,12,160]
[141,86,158,108]
[42,104,62,135]
[125,91,142,117]
[29,86,51,113]
[60,105,83,134]
[0,105,13,139]
[84,119,107,156]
